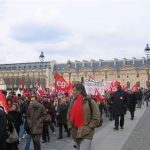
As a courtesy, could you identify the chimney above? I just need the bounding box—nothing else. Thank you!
[142,57,145,64]
[75,60,80,68]
[99,59,104,67]
[82,60,88,67]
[123,58,127,65]
[114,58,118,66]
[132,57,136,65]
[90,59,96,67]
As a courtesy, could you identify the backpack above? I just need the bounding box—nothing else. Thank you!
[87,99,103,127]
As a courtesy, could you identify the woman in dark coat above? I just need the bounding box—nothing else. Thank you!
[127,90,137,120]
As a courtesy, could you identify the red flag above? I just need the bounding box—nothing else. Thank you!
[23,89,32,97]
[68,80,73,96]
[110,80,120,93]
[0,90,9,113]
[36,82,44,97]
[122,85,128,92]
[132,83,139,92]
[94,89,106,103]
[55,72,69,92]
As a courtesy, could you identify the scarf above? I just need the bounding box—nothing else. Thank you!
[69,95,85,128]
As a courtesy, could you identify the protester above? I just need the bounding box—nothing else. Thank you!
[127,90,137,120]
[26,95,46,150]
[0,106,7,150]
[68,83,100,150]
[111,85,127,130]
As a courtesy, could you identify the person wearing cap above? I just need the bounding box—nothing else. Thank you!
[0,105,7,150]
[26,96,46,150]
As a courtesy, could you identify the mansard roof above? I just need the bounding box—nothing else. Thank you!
[0,58,146,72]
[0,62,51,71]
[55,58,146,72]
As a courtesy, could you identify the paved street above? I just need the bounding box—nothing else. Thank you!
[19,104,149,150]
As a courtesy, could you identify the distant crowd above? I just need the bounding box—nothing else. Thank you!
[0,83,150,150]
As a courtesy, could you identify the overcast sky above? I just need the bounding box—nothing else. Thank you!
[0,0,150,64]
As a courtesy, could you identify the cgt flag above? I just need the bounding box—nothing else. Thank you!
[55,72,69,92]
[0,90,9,113]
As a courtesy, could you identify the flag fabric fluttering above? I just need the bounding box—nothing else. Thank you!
[110,80,120,93]
[35,82,44,97]
[94,88,106,103]
[0,90,9,113]
[132,83,139,92]
[55,72,69,92]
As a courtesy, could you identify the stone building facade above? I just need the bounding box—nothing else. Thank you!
[0,57,149,90]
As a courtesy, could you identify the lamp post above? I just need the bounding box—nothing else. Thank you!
[67,60,71,81]
[39,51,45,88]
[144,44,150,87]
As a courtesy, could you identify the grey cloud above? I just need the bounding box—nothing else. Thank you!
[10,23,69,43]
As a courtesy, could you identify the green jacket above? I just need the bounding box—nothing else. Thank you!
[67,97,100,141]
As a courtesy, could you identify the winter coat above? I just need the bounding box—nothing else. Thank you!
[67,97,100,141]
[7,110,22,134]
[0,108,7,150]
[26,101,46,135]
[111,90,127,115]
[57,104,68,124]
[127,93,137,112]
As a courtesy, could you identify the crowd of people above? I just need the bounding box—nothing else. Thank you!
[0,83,150,150]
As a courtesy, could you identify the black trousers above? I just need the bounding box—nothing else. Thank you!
[130,111,134,119]
[114,114,124,128]
[58,123,70,138]
[42,124,50,142]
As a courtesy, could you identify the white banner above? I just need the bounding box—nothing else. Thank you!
[85,78,104,95]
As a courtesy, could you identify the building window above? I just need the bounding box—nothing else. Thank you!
[81,77,84,83]
[137,74,139,77]
[136,81,140,87]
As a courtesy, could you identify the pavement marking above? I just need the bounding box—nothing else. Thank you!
[91,106,147,150]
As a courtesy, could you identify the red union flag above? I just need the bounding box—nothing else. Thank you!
[55,72,69,92]
[0,90,9,113]
[132,83,139,92]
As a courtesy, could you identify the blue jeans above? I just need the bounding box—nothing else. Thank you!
[19,118,25,138]
[25,134,31,150]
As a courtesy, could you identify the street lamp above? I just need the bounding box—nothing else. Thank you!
[144,44,150,87]
[67,60,71,81]
[39,51,45,88]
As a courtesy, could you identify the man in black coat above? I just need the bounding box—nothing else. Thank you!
[0,106,7,150]
[111,85,127,130]
[127,90,137,120]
